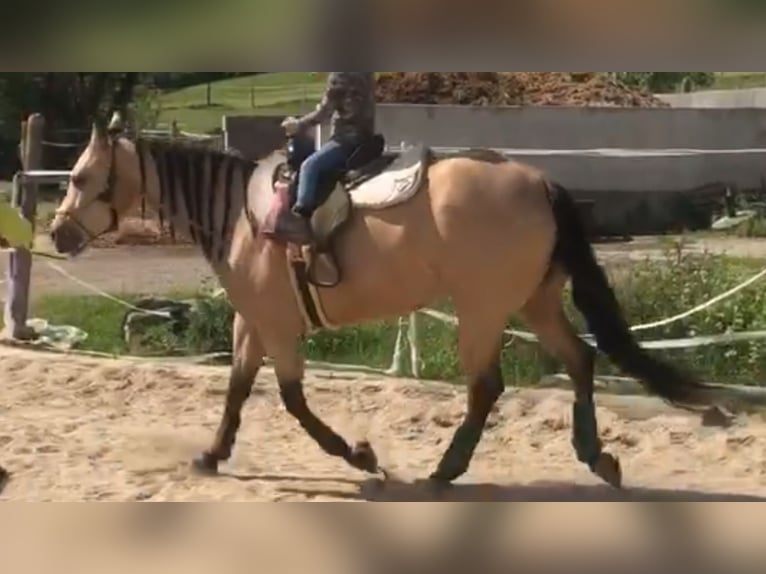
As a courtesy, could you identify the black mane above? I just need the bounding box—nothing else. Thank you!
[133,135,259,263]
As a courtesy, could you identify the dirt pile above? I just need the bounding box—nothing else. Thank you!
[91,219,193,249]
[376,72,669,108]
[91,207,194,249]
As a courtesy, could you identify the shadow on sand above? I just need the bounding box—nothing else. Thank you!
[270,476,766,502]
[0,465,8,496]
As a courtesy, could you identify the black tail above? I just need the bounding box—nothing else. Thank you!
[547,181,711,409]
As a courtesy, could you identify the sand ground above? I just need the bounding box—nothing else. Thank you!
[1,346,765,502]
[2,233,766,502]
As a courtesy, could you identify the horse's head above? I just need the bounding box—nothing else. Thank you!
[49,114,143,257]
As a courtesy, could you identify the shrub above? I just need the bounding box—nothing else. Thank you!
[183,295,235,354]
[615,72,715,93]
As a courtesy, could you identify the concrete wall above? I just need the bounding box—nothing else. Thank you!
[224,105,766,236]
[371,105,766,191]
[658,88,766,109]
[374,104,766,151]
[372,105,766,235]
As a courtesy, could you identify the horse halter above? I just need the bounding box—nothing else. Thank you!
[55,136,121,245]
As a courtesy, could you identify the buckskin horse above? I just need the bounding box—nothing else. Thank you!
[49,116,718,492]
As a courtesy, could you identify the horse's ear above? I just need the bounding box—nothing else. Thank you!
[91,117,108,146]
[108,111,125,136]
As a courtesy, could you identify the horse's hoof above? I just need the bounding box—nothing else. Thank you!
[348,441,380,475]
[191,453,219,476]
[592,452,623,489]
[0,465,8,489]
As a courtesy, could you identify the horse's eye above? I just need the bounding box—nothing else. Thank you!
[71,174,86,188]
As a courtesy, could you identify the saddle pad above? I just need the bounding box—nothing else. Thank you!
[349,144,430,210]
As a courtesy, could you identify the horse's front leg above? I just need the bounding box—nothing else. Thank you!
[193,313,264,475]
[274,344,384,476]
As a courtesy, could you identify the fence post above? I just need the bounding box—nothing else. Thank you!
[386,313,421,379]
[3,114,44,340]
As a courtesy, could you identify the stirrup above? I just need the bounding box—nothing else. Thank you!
[271,211,313,246]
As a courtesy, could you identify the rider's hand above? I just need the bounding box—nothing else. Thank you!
[282,116,300,136]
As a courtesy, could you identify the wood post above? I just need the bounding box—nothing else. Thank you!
[3,114,44,340]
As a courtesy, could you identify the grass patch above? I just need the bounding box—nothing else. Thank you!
[31,290,200,356]
[159,73,327,133]
[31,294,137,355]
[28,248,766,387]
[711,72,766,90]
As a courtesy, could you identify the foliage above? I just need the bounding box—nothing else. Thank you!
[0,73,141,177]
[597,249,766,385]
[0,197,34,248]
[183,295,235,354]
[731,214,766,238]
[615,72,716,93]
[131,84,164,131]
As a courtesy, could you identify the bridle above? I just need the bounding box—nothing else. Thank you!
[54,135,123,248]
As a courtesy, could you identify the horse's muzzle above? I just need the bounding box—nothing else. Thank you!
[50,220,88,257]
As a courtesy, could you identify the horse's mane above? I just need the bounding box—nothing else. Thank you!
[134,135,260,171]
[129,135,271,262]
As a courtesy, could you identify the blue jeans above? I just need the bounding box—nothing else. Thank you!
[295,139,351,215]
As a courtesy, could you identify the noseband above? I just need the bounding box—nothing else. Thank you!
[55,137,121,246]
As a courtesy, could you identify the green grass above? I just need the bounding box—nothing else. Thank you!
[159,73,327,133]
[31,294,137,355]
[31,290,200,356]
[711,72,766,90]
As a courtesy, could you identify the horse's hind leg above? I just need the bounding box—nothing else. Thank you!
[193,313,265,475]
[519,270,623,489]
[430,310,506,486]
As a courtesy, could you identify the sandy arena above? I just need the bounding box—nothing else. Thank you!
[1,345,765,501]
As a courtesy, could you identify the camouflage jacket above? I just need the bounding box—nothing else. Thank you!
[296,72,376,146]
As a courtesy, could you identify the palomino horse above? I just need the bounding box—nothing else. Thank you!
[49,118,717,491]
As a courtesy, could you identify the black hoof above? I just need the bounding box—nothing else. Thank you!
[191,452,219,476]
[0,465,8,490]
[592,452,623,490]
[348,441,381,475]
